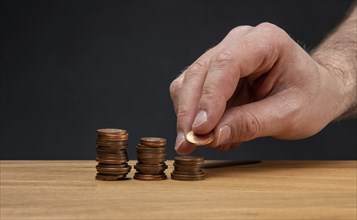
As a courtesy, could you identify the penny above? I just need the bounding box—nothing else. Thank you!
[97,158,128,165]
[134,163,168,175]
[95,173,127,181]
[185,130,214,145]
[134,136,168,180]
[171,173,205,181]
[138,158,166,164]
[96,140,128,147]
[140,137,166,147]
[173,164,202,172]
[137,153,167,158]
[96,128,128,135]
[96,164,131,175]
[172,170,204,176]
[136,147,166,153]
[171,155,205,181]
[95,128,131,181]
[174,156,204,164]
[134,173,167,181]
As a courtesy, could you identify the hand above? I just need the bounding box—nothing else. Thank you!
[170,22,347,155]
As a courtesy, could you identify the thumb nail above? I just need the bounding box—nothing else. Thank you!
[174,132,185,151]
[192,110,207,128]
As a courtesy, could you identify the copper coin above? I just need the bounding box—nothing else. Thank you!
[136,144,166,151]
[173,165,202,172]
[97,163,129,168]
[171,172,205,181]
[96,148,127,155]
[98,136,128,141]
[137,158,166,164]
[96,152,127,157]
[96,128,128,135]
[137,152,167,158]
[96,140,128,147]
[185,130,214,145]
[134,164,167,175]
[95,173,127,181]
[96,164,131,175]
[174,156,204,164]
[97,158,128,165]
[98,132,128,138]
[136,147,166,154]
[97,153,128,159]
[172,170,204,176]
[140,137,166,147]
[133,173,167,181]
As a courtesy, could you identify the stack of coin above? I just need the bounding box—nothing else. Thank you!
[95,128,131,181]
[171,156,205,181]
[134,137,168,180]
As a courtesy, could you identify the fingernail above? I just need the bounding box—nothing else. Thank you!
[192,110,207,128]
[174,132,185,151]
[217,125,231,145]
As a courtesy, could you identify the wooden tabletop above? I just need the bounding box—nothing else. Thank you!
[0,160,356,220]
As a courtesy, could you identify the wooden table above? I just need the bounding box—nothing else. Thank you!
[1,160,356,219]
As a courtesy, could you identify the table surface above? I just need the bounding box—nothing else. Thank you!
[1,160,356,220]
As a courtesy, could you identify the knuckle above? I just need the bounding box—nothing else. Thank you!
[256,22,290,46]
[236,111,261,141]
[187,60,205,72]
[169,78,182,98]
[229,25,253,35]
[183,60,206,81]
[210,50,233,69]
[176,104,190,119]
[256,22,277,31]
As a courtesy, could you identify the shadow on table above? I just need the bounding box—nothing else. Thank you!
[203,160,261,169]
[203,160,339,178]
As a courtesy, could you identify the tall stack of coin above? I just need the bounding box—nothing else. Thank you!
[171,156,205,181]
[134,137,168,180]
[95,128,131,181]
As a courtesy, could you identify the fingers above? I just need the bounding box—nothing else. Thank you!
[192,23,290,135]
[172,26,254,154]
[172,49,217,154]
[171,23,292,154]
[210,91,301,147]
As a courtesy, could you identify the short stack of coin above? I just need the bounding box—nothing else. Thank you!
[95,128,131,181]
[171,156,205,181]
[134,137,168,180]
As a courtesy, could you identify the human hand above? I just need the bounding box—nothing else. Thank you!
[170,22,348,155]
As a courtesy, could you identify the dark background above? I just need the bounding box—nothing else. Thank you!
[1,0,356,160]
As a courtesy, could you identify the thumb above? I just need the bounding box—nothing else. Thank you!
[211,92,301,146]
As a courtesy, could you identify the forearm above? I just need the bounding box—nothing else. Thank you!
[311,3,357,120]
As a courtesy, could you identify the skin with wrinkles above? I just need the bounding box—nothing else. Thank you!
[170,5,357,155]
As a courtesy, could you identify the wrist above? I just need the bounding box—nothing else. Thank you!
[312,54,356,121]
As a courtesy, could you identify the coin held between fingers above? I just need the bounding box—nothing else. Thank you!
[185,130,214,146]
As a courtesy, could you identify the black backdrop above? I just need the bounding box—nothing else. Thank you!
[1,0,356,160]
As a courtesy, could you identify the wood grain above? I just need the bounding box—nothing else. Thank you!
[1,160,356,219]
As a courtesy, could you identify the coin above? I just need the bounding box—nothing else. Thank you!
[174,156,204,164]
[140,137,166,147]
[96,128,128,135]
[133,173,167,181]
[97,158,128,164]
[96,164,131,175]
[134,136,168,180]
[185,130,214,145]
[171,173,205,181]
[95,128,131,181]
[171,155,205,181]
[95,173,127,181]
[134,163,168,175]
